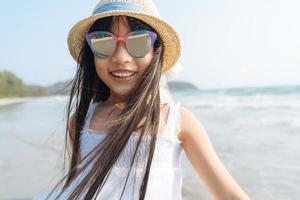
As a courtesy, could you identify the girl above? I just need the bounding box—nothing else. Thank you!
[35,0,251,199]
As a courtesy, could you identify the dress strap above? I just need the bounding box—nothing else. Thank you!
[83,99,102,131]
[165,101,182,143]
[83,100,182,143]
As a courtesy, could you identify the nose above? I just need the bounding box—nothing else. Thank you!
[111,41,133,65]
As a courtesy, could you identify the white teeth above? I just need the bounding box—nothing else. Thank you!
[111,72,135,78]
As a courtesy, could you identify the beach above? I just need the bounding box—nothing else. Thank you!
[0,97,36,107]
[0,92,299,199]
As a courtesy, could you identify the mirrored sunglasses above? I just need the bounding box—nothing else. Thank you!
[85,29,158,59]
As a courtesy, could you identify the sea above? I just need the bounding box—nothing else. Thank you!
[0,85,299,200]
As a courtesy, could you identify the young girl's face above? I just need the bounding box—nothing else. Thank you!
[94,16,154,99]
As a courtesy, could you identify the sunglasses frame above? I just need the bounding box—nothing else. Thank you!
[85,29,158,59]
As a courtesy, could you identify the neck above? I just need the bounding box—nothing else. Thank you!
[104,91,128,109]
[107,91,127,103]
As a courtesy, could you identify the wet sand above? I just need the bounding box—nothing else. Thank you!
[0,97,36,107]
[1,95,299,199]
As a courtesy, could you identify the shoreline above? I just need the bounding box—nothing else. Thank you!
[0,97,36,106]
[0,96,64,107]
[0,95,68,107]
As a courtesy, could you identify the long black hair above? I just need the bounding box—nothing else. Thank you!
[47,15,164,200]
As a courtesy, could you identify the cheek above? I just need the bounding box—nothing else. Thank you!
[136,50,154,72]
[94,57,109,77]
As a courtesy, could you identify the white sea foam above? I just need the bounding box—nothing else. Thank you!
[182,94,300,109]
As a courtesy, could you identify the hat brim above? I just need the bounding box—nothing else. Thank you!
[67,11,181,73]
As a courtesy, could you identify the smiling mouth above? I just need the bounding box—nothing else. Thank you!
[110,72,138,82]
[110,72,137,78]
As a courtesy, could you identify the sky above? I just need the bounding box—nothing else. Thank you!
[1,0,300,89]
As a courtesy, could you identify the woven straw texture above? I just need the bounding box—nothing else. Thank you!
[67,0,181,73]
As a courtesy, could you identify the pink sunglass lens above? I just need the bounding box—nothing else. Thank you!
[90,34,116,58]
[127,33,152,58]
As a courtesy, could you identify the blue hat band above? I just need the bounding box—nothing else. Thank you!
[93,2,144,15]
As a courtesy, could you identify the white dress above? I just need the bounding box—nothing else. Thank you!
[33,100,184,200]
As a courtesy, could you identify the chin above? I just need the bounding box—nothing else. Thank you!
[111,88,132,97]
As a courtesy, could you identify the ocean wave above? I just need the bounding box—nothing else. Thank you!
[179,94,300,110]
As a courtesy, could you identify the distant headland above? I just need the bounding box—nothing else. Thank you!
[0,70,198,98]
[1,70,300,100]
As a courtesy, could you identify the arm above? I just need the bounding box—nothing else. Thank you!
[178,106,251,200]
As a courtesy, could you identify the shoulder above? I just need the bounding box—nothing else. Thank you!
[177,105,207,143]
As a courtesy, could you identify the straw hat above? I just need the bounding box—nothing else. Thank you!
[67,0,181,73]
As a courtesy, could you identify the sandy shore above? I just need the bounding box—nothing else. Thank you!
[1,94,299,199]
[0,96,37,106]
